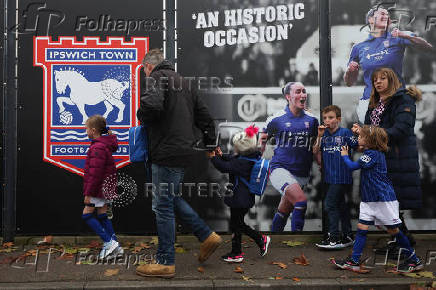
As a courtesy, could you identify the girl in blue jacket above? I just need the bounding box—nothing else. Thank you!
[333,126,423,273]
[208,126,270,263]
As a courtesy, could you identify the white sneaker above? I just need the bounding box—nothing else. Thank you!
[106,246,124,259]
[99,240,119,259]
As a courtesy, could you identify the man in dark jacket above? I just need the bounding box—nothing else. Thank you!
[135,49,222,278]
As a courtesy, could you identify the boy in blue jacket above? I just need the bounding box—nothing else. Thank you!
[208,126,270,263]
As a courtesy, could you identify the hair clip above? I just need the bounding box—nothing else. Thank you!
[245,125,259,137]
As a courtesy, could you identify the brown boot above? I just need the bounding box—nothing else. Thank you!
[198,232,222,263]
[136,264,175,278]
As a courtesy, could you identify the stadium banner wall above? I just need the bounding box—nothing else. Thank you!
[3,0,436,235]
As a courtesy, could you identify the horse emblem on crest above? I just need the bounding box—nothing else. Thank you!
[34,36,148,175]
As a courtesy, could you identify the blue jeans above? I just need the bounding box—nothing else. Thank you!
[324,184,352,239]
[151,163,212,265]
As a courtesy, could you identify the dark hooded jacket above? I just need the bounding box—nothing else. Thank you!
[83,134,118,198]
[137,60,215,167]
[364,88,422,209]
[211,151,261,208]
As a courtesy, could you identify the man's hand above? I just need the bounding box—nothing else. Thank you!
[318,124,327,137]
[347,61,359,72]
[215,147,223,156]
[206,150,216,158]
[341,145,349,156]
[351,123,361,135]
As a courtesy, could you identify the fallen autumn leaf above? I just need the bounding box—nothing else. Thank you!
[2,242,14,248]
[104,268,120,277]
[175,247,187,254]
[282,240,304,247]
[234,266,244,273]
[272,262,288,269]
[293,254,309,266]
[400,272,420,278]
[150,237,159,245]
[415,271,436,279]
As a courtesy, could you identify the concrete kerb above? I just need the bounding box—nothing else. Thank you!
[0,281,85,290]
[212,278,421,289]
[0,278,431,290]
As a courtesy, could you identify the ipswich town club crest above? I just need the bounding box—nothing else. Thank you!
[34,37,148,175]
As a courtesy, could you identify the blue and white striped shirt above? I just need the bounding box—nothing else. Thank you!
[321,128,358,184]
[342,149,397,202]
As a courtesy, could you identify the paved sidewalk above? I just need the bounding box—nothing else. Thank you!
[0,234,435,289]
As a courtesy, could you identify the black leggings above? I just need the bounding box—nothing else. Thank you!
[399,211,416,245]
[230,208,263,254]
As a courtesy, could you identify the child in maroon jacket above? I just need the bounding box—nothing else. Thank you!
[82,115,122,259]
